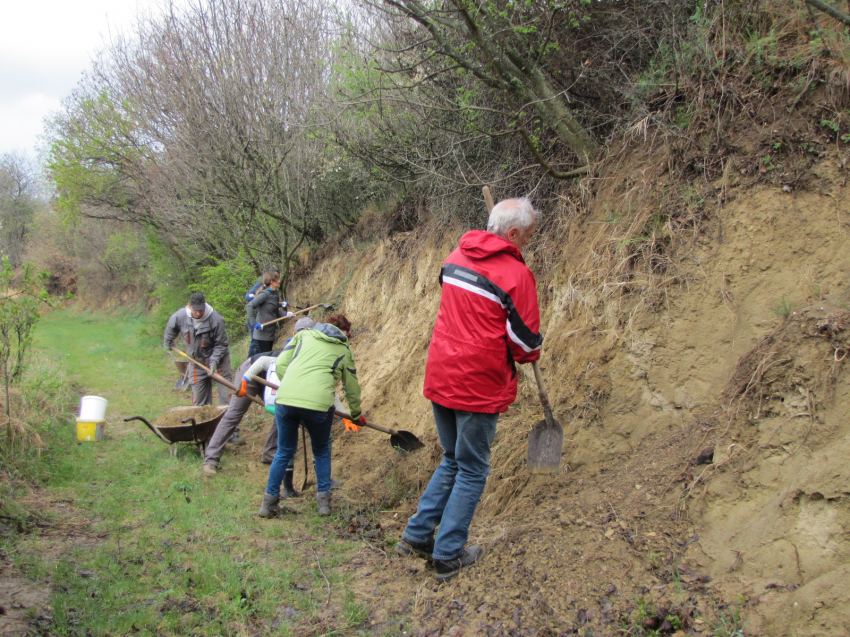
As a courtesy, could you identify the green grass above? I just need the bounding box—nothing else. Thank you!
[33,308,177,418]
[9,308,373,636]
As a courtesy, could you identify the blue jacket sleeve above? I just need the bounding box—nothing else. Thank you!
[245,281,263,301]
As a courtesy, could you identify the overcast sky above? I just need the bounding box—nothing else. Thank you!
[0,0,161,160]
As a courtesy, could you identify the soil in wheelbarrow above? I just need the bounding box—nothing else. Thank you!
[154,405,226,428]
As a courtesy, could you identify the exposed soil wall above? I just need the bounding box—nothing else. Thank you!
[282,149,850,636]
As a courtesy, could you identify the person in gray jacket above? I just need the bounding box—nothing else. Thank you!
[164,292,233,406]
[246,270,292,358]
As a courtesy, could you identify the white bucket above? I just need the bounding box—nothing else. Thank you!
[79,396,108,421]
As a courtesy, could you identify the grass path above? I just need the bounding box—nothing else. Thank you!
[14,309,381,636]
[33,309,240,419]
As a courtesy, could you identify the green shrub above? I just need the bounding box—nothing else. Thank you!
[200,258,256,338]
[143,230,192,336]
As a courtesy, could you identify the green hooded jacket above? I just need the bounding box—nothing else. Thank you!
[274,323,362,418]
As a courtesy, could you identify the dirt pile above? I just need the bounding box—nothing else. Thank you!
[276,148,850,635]
[154,405,227,428]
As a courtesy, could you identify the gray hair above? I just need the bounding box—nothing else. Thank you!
[486,197,537,237]
[294,317,315,333]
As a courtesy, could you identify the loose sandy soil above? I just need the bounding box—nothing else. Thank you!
[3,143,849,636]
[273,148,850,636]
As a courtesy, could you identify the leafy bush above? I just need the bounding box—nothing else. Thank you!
[143,230,192,336]
[200,258,256,338]
[0,257,50,405]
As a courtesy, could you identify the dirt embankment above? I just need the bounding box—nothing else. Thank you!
[283,148,850,635]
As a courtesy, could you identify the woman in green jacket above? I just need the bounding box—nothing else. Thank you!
[259,314,365,517]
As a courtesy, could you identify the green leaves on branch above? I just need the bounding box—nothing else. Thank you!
[0,257,52,422]
[47,92,147,224]
[200,259,257,337]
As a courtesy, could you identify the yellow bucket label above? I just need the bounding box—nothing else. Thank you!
[77,421,104,442]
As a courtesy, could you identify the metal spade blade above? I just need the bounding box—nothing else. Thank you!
[527,361,563,474]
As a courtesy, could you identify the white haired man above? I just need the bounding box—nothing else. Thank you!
[397,198,542,582]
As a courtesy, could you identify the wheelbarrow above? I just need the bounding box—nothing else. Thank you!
[124,405,228,457]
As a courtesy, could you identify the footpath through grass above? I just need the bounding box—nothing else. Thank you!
[12,309,381,636]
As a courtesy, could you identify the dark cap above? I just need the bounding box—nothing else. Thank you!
[189,292,206,311]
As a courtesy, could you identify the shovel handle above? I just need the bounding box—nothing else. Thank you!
[251,374,277,390]
[259,303,324,328]
[171,348,265,408]
[531,360,556,425]
[483,186,495,213]
[334,410,398,436]
[251,374,395,435]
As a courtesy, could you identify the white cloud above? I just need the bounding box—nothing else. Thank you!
[0,93,63,157]
[0,0,157,158]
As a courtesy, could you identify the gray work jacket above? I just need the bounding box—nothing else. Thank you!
[163,306,231,381]
[247,288,286,342]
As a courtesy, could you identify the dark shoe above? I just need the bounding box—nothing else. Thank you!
[330,479,343,490]
[433,545,483,582]
[258,493,279,518]
[395,538,434,560]
[228,434,246,446]
[282,469,300,499]
[316,491,331,516]
[260,457,273,465]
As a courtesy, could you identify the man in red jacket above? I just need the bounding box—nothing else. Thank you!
[397,197,542,582]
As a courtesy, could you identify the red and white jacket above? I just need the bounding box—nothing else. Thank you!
[423,230,542,413]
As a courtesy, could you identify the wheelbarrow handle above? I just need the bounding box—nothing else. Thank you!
[171,348,265,408]
[124,415,171,444]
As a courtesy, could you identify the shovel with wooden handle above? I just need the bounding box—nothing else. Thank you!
[247,373,312,490]
[526,361,563,474]
[168,351,191,391]
[170,348,265,408]
[483,186,563,474]
[259,302,333,329]
[250,375,424,452]
[334,409,424,453]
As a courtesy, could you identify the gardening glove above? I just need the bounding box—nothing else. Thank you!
[236,376,250,397]
[253,323,263,330]
[343,418,360,433]
[285,311,295,318]
[209,361,218,376]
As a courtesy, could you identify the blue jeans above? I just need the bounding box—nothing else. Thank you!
[402,402,498,561]
[248,338,273,358]
[266,404,333,497]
